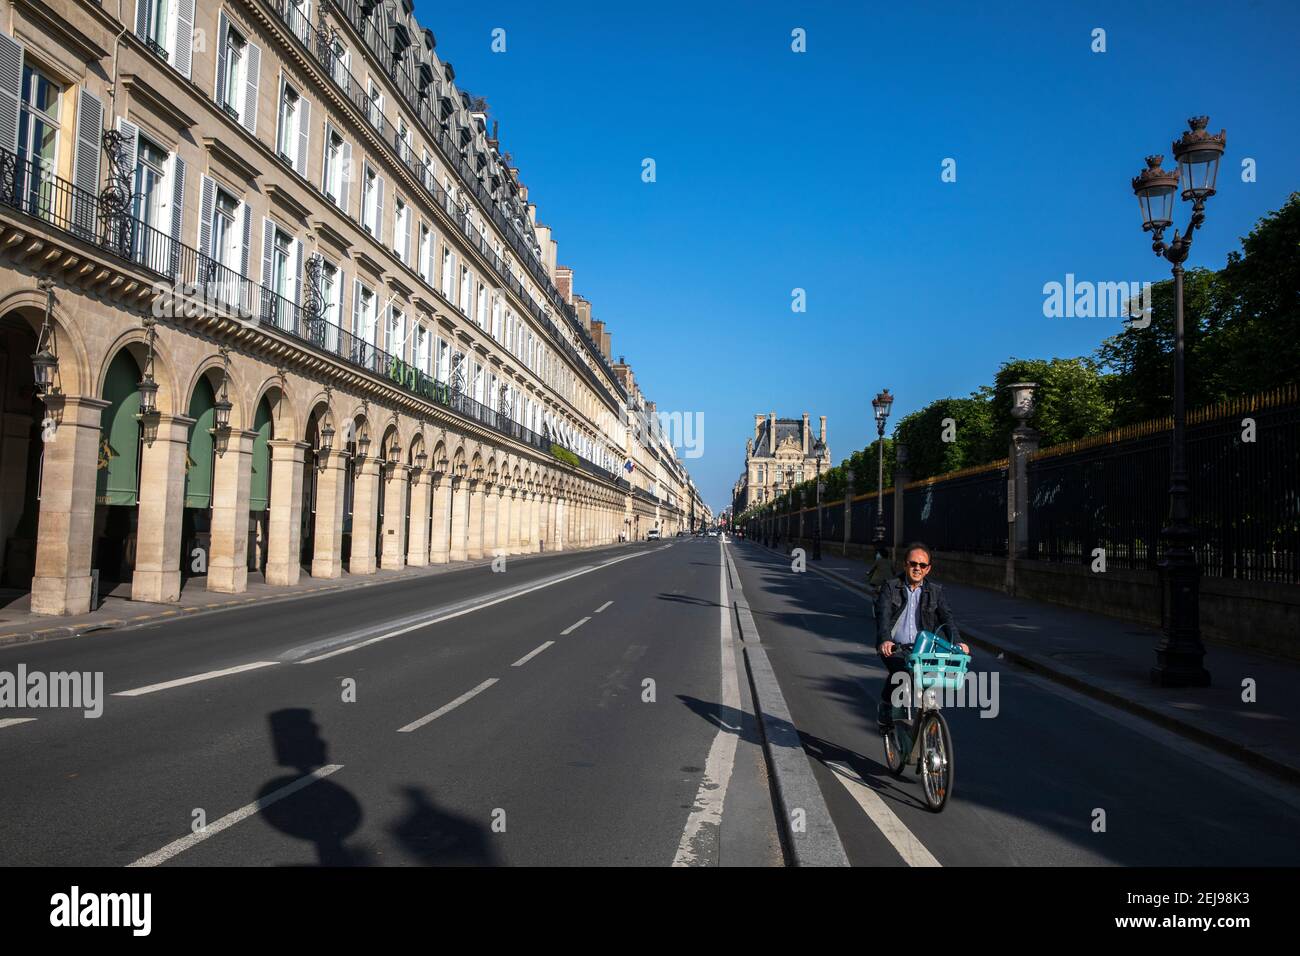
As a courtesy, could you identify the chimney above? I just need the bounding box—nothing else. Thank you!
[768,412,776,454]
[754,414,764,443]
[802,412,810,454]
[555,266,574,304]
[600,329,611,358]
[820,415,826,444]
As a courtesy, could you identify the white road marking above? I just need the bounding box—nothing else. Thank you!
[594,601,613,613]
[825,761,942,867]
[397,678,498,733]
[297,550,655,664]
[112,661,279,697]
[128,764,344,867]
[0,717,37,730]
[561,617,590,635]
[512,641,554,667]
[673,536,742,866]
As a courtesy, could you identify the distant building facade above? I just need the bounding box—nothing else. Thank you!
[733,413,829,513]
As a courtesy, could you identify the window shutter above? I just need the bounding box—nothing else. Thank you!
[168,155,186,278]
[341,140,352,211]
[240,202,252,309]
[116,117,140,181]
[296,96,311,177]
[173,0,195,78]
[197,175,216,259]
[293,237,304,306]
[374,175,384,239]
[215,13,229,106]
[242,40,261,134]
[72,90,103,239]
[402,204,411,263]
[135,0,150,38]
[352,279,362,336]
[261,216,275,289]
[0,34,23,154]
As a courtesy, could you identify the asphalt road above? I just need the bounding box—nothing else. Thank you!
[0,538,781,866]
[725,540,1300,866]
[7,533,1294,868]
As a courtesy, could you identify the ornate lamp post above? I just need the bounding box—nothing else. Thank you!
[136,319,161,446]
[1130,116,1224,688]
[31,277,59,398]
[812,438,825,561]
[871,388,894,545]
[211,347,234,456]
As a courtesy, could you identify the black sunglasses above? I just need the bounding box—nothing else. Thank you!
[906,560,930,569]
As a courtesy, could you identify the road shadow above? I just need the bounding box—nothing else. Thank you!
[388,784,499,865]
[257,708,372,866]
[677,694,762,746]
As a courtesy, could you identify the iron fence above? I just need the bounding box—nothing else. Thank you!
[904,466,1008,556]
[1028,398,1298,582]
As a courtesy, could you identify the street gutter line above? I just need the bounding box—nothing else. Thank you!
[511,642,554,667]
[397,678,499,733]
[673,535,742,867]
[561,617,590,635]
[112,661,280,697]
[128,764,344,867]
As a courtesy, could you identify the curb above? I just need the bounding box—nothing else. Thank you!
[0,541,635,652]
[757,543,1300,788]
[724,545,849,867]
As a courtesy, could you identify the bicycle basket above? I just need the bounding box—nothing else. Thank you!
[907,630,971,691]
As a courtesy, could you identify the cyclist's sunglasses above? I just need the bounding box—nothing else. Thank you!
[906,560,931,569]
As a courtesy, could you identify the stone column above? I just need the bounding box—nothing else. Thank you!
[494,485,509,556]
[132,413,194,603]
[429,475,451,564]
[349,455,382,574]
[482,483,499,557]
[554,499,565,551]
[529,492,541,553]
[208,429,255,592]
[518,488,532,552]
[508,488,524,553]
[380,463,410,570]
[264,439,309,587]
[406,468,431,567]
[466,479,485,559]
[448,476,469,562]
[309,451,348,580]
[843,468,854,557]
[29,396,107,615]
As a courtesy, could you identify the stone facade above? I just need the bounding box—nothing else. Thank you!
[733,412,829,513]
[0,0,690,614]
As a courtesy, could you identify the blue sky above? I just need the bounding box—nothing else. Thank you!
[419,0,1300,513]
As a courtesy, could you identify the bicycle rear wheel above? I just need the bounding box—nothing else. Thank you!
[917,711,954,812]
[882,723,907,777]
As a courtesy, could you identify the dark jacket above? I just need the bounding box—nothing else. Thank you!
[874,574,960,650]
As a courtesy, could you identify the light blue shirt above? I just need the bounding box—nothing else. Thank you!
[894,583,923,647]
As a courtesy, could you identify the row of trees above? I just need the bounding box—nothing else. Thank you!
[739,193,1298,525]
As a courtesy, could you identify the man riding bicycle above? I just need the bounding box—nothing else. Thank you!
[875,542,969,731]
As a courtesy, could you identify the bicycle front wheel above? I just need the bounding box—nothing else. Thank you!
[917,711,954,812]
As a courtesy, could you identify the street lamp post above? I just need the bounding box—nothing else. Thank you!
[871,388,894,546]
[812,438,825,561]
[1130,116,1223,688]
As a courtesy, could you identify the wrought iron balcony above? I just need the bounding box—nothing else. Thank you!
[0,144,617,483]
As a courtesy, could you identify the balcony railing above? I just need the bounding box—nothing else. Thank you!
[0,144,617,483]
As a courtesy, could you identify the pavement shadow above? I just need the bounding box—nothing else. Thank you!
[257,708,372,866]
[388,785,499,865]
[799,731,930,813]
[676,694,763,746]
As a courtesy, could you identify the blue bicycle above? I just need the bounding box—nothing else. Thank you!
[881,630,971,812]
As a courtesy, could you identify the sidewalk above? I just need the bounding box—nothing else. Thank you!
[740,539,1300,786]
[0,541,628,649]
